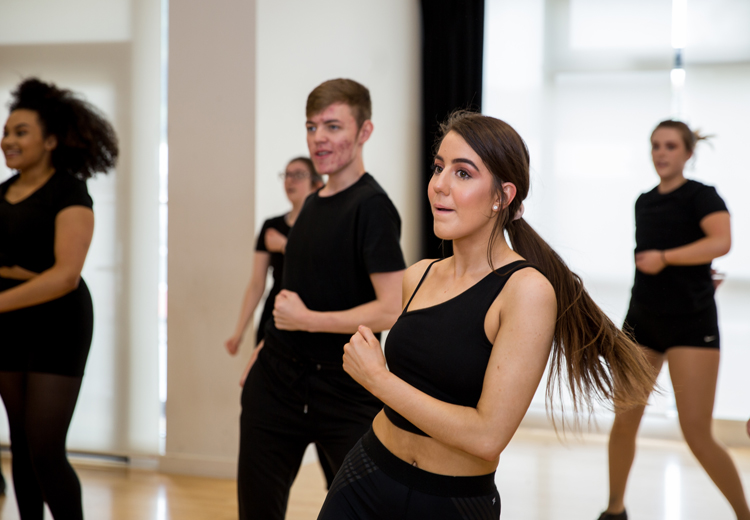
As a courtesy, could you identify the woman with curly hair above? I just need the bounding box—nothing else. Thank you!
[0,77,118,519]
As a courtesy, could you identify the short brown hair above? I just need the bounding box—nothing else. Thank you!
[306,79,371,128]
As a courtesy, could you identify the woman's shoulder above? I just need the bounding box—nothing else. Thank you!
[51,172,92,206]
[636,184,660,202]
[685,178,713,189]
[688,180,726,201]
[49,171,90,196]
[406,258,438,275]
[502,263,555,308]
[264,213,289,227]
[50,171,86,185]
[667,178,720,197]
[402,258,441,298]
[405,258,438,282]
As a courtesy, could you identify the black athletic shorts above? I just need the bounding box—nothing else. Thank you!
[623,301,720,354]
[317,427,501,520]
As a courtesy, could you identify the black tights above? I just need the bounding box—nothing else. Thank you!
[0,371,84,520]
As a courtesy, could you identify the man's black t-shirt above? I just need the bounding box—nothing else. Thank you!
[630,179,728,315]
[263,173,405,364]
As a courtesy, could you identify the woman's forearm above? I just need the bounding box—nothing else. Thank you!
[369,370,519,462]
[233,279,266,337]
[664,235,730,266]
[0,265,39,280]
[232,252,271,338]
[0,266,80,313]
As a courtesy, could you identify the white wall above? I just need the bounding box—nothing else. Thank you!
[127,0,164,455]
[255,0,421,269]
[0,0,131,45]
[163,0,257,477]
[163,0,421,477]
[485,0,750,436]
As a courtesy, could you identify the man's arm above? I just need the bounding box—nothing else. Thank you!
[273,270,404,334]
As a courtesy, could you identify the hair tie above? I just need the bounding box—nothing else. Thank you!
[513,203,524,221]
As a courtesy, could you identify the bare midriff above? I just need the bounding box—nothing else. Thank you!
[372,411,498,476]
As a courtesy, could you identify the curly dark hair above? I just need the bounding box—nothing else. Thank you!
[8,78,119,179]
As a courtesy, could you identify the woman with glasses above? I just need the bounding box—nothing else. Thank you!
[225,157,323,358]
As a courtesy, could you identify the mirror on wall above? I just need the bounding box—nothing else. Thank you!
[484,0,750,421]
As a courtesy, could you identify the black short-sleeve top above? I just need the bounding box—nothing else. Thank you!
[0,172,93,272]
[264,173,406,364]
[255,214,291,294]
[630,179,728,315]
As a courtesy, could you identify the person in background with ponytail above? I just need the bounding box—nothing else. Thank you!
[0,78,118,520]
[597,120,749,520]
[316,111,655,520]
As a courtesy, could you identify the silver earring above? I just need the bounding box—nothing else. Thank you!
[493,205,499,211]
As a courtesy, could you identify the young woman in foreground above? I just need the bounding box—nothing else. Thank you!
[316,111,655,519]
[0,78,117,519]
[598,121,749,520]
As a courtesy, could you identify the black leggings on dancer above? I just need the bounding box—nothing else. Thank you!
[318,428,500,520]
[0,372,84,520]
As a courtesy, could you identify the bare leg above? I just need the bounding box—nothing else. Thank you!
[668,347,750,520]
[604,348,664,514]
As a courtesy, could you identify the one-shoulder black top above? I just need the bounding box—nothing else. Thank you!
[383,259,537,437]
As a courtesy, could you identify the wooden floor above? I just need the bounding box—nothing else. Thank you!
[0,456,328,520]
[1,428,749,519]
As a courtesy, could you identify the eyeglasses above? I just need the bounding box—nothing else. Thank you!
[278,170,311,181]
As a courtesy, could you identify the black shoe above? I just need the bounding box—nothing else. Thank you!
[597,510,627,520]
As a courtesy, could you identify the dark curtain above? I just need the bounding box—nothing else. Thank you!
[419,0,485,259]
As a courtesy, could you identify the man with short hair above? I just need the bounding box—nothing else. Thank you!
[238,78,406,520]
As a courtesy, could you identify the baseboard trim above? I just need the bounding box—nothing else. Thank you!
[520,407,750,448]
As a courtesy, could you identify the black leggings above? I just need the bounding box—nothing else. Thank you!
[0,371,84,520]
[317,428,501,520]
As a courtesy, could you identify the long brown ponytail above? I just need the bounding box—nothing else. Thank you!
[438,111,655,422]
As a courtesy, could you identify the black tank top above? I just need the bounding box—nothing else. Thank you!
[383,259,537,437]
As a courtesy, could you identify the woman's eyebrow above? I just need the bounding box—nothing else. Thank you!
[452,158,479,170]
